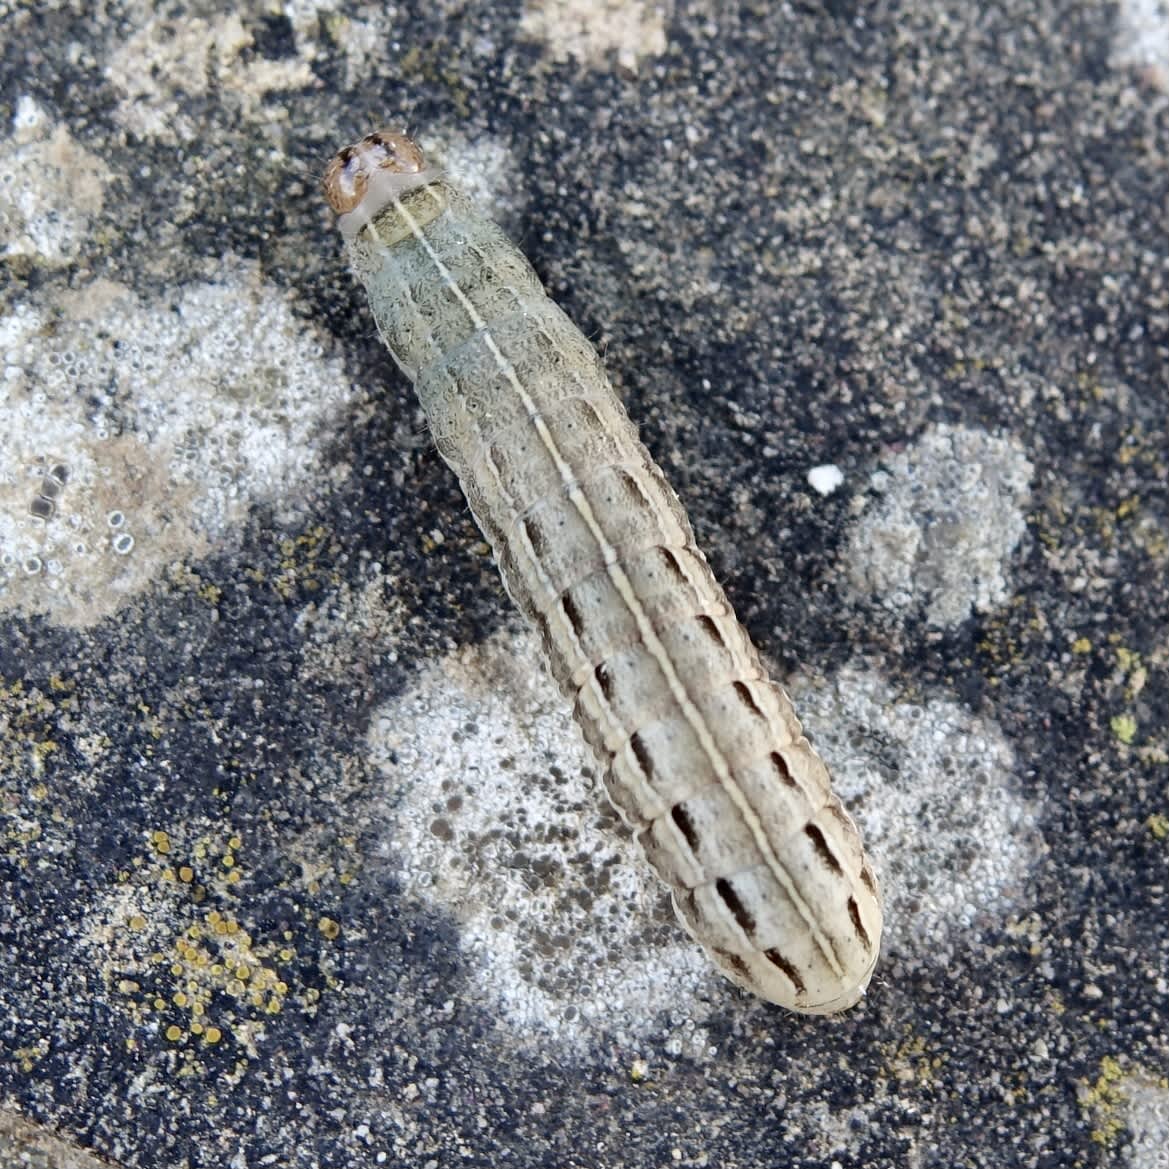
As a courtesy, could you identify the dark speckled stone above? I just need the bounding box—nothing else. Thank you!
[1,2,1167,1167]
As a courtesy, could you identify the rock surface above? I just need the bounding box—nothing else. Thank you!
[2,2,1167,1167]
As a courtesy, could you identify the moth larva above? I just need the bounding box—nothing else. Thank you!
[324,130,883,1014]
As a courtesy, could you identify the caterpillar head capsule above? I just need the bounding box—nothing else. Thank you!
[323,130,439,238]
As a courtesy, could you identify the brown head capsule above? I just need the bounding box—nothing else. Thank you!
[323,130,439,239]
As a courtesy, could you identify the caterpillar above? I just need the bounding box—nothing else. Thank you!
[324,130,882,1014]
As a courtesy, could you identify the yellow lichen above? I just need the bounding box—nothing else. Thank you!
[12,1040,49,1072]
[1081,1056,1128,1147]
[92,824,339,1063]
[1110,714,1137,745]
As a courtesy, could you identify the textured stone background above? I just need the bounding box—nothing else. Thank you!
[2,1,1167,1167]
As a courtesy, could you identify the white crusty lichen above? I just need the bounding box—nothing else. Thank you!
[519,0,669,72]
[846,423,1033,628]
[364,629,713,1049]
[796,665,1039,957]
[0,263,353,627]
[0,96,113,266]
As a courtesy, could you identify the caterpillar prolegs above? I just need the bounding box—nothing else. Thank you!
[324,130,882,1014]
